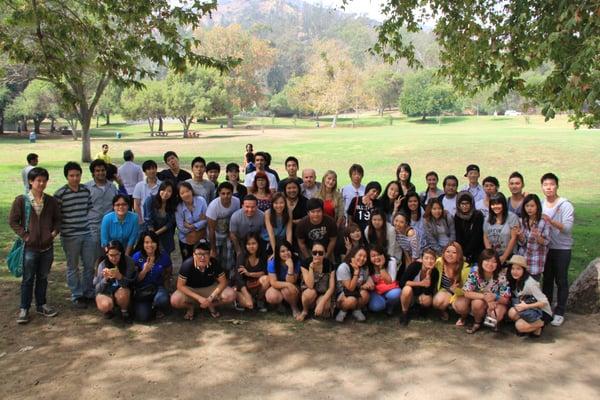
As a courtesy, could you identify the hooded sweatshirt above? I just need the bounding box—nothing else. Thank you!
[454,191,484,264]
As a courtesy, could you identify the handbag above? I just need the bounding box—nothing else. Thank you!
[6,195,31,278]
[185,229,205,245]
[134,284,158,302]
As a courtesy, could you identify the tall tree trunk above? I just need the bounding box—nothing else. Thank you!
[105,113,110,125]
[22,118,28,131]
[0,110,4,134]
[33,118,42,135]
[80,109,92,162]
[50,118,56,132]
[331,114,337,128]
[147,117,155,135]
[158,116,163,132]
[227,113,234,128]
[96,115,99,128]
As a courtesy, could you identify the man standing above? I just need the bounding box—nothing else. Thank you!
[132,160,161,224]
[296,198,338,261]
[243,151,277,192]
[54,162,96,308]
[439,175,459,217]
[300,168,320,199]
[341,164,365,212]
[9,167,61,324]
[186,156,216,203]
[207,182,240,272]
[21,153,38,192]
[158,151,191,183]
[206,161,221,191]
[117,149,144,203]
[229,195,265,257]
[85,159,118,259]
[461,164,484,203]
[277,156,303,192]
[95,143,111,164]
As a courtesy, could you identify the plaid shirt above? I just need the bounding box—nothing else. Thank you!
[518,219,550,276]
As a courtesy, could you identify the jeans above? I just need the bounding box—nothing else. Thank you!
[62,235,96,300]
[368,288,402,312]
[134,287,170,322]
[21,247,54,310]
[90,227,103,265]
[543,249,571,316]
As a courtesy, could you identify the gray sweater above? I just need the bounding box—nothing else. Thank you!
[542,198,574,250]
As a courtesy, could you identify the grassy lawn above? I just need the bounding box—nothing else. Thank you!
[0,113,598,282]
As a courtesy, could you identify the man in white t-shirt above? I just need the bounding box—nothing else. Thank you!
[207,182,240,271]
[341,163,365,212]
[244,151,277,192]
[21,153,38,192]
[132,160,161,223]
[440,175,459,216]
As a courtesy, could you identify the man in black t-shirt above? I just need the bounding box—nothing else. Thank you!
[170,241,235,320]
[157,151,192,184]
[346,181,382,232]
[296,198,337,261]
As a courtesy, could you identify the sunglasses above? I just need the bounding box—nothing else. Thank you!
[312,250,325,256]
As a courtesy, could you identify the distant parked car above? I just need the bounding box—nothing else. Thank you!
[504,110,522,116]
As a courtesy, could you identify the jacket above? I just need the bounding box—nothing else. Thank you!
[9,194,60,251]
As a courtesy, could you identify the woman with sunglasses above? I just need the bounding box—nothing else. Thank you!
[296,242,336,321]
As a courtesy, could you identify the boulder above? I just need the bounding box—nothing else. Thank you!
[567,258,600,314]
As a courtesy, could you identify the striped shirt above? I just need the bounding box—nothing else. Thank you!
[54,184,92,237]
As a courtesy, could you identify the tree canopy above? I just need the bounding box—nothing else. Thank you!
[349,0,600,127]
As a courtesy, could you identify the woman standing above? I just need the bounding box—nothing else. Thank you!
[419,171,443,207]
[296,242,336,321]
[517,194,550,281]
[379,181,402,223]
[262,192,293,255]
[483,193,519,264]
[101,194,140,256]
[432,242,470,325]
[402,191,426,251]
[132,232,172,322]
[175,182,208,261]
[94,240,137,322]
[265,240,301,317]
[454,191,484,265]
[423,198,455,256]
[143,181,177,254]
[250,171,272,212]
[314,170,345,226]
[396,163,416,198]
[462,249,511,333]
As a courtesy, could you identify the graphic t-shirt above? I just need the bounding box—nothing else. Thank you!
[295,215,338,249]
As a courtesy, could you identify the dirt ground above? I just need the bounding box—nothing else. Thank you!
[1,264,599,400]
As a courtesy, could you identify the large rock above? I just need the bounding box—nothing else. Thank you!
[568,258,600,314]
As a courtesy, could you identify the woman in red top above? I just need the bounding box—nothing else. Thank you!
[314,170,345,226]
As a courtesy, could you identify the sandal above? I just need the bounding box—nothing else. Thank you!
[183,308,194,321]
[466,323,481,334]
[455,317,466,327]
[209,308,221,318]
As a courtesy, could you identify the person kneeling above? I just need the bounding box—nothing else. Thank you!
[94,241,137,323]
[170,240,235,320]
[398,248,439,326]
[297,243,336,321]
[367,245,401,317]
[507,255,552,337]
[265,240,301,317]
[235,233,270,312]
[462,249,511,334]
[335,246,373,322]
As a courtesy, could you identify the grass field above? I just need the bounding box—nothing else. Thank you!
[0,113,598,282]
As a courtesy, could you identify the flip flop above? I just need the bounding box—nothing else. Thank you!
[466,323,481,334]
[455,318,466,327]
[209,308,221,318]
[183,308,194,321]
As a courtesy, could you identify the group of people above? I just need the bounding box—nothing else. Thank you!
[9,143,574,338]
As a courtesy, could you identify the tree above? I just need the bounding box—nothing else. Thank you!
[5,80,58,134]
[364,64,403,116]
[350,0,600,127]
[399,70,460,120]
[195,25,276,128]
[166,67,226,137]
[121,80,167,135]
[0,1,231,161]
[96,84,122,126]
[0,84,10,134]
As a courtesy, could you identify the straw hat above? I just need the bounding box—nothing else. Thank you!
[507,255,528,269]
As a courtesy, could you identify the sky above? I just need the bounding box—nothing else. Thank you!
[305,0,386,21]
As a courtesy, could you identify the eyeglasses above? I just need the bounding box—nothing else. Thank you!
[114,203,128,207]
[193,252,208,257]
[312,250,325,256]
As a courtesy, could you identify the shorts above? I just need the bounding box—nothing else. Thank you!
[177,283,220,303]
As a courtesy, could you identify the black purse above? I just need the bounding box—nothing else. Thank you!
[134,284,158,302]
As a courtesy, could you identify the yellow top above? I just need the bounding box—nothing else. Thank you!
[95,151,111,164]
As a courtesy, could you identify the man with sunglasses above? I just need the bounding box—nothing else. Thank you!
[170,240,236,320]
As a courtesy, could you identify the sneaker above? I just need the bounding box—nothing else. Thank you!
[335,310,347,323]
[72,298,87,309]
[551,315,564,327]
[36,304,58,318]
[256,300,268,313]
[17,308,29,324]
[352,309,366,322]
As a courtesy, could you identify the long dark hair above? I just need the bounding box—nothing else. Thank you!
[401,190,422,221]
[273,240,296,279]
[379,180,401,216]
[368,244,389,275]
[396,163,412,186]
[134,230,161,259]
[270,192,290,227]
[343,244,367,266]
[488,192,508,224]
[477,249,501,280]
[367,208,388,250]
[244,232,266,265]
[424,198,444,223]
[508,263,530,292]
[103,240,128,275]
[153,181,177,212]
[521,193,542,230]
[177,181,195,204]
